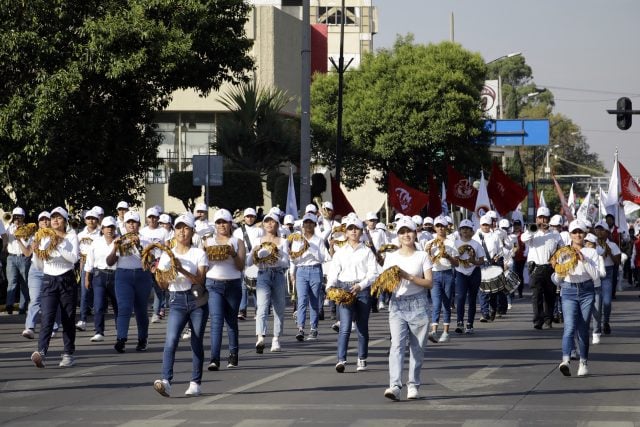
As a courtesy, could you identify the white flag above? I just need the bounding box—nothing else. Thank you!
[539,190,547,208]
[472,171,491,230]
[567,184,576,216]
[599,187,609,218]
[285,167,298,219]
[576,187,592,223]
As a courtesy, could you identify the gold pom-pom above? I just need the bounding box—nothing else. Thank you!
[118,232,140,256]
[253,241,280,265]
[457,244,476,267]
[326,287,356,306]
[141,243,179,290]
[287,233,309,260]
[15,223,37,239]
[33,228,61,261]
[425,239,446,264]
[551,246,579,277]
[205,244,232,261]
[371,265,401,297]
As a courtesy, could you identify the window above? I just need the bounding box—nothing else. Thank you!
[317,6,356,25]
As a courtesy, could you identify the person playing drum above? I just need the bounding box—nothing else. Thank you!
[453,219,485,335]
[474,214,507,322]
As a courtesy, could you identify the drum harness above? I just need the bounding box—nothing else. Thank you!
[478,232,503,269]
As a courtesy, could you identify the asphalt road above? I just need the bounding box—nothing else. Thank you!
[1,285,639,427]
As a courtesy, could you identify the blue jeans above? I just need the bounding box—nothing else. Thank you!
[337,289,370,361]
[560,280,595,360]
[162,291,209,384]
[388,291,430,389]
[78,270,94,322]
[455,268,481,327]
[115,268,152,341]
[255,268,286,337]
[206,278,242,361]
[600,265,614,324]
[295,265,323,330]
[239,274,249,312]
[92,270,118,335]
[38,270,77,356]
[152,278,167,316]
[25,268,60,331]
[6,254,30,312]
[431,269,454,326]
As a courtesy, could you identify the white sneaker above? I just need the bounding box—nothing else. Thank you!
[22,329,35,339]
[407,384,419,400]
[154,379,171,397]
[351,322,356,332]
[270,337,281,352]
[182,328,191,340]
[592,333,601,345]
[570,349,579,360]
[151,314,161,323]
[438,332,450,343]
[59,354,75,367]
[90,333,105,342]
[378,301,386,310]
[184,381,201,396]
[577,361,589,377]
[356,359,368,372]
[384,386,401,401]
[558,361,571,376]
[75,321,87,331]
[507,303,513,310]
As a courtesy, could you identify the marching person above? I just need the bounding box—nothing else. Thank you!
[474,214,506,322]
[205,208,245,371]
[115,201,129,236]
[591,220,620,341]
[521,207,562,330]
[426,216,458,343]
[290,213,330,342]
[511,219,527,299]
[233,207,263,320]
[83,217,119,342]
[382,217,433,400]
[107,211,153,353]
[554,220,599,377]
[326,216,375,373]
[153,214,209,397]
[364,211,387,311]
[141,207,170,324]
[453,219,485,334]
[76,209,101,332]
[5,207,31,315]
[30,207,79,368]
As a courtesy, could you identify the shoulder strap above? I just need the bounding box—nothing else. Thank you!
[241,224,252,252]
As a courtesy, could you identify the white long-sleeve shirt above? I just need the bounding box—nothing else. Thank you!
[327,243,377,290]
[42,231,79,276]
[289,233,331,274]
[84,236,117,272]
[563,247,600,283]
[521,229,562,265]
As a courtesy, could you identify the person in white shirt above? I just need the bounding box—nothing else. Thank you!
[364,211,387,310]
[141,207,170,324]
[153,214,209,398]
[326,216,376,373]
[550,215,571,246]
[84,217,119,342]
[30,207,79,368]
[591,220,621,340]
[382,217,433,401]
[194,203,213,238]
[5,207,31,315]
[474,214,506,322]
[554,220,599,377]
[233,207,264,320]
[521,207,562,330]
[204,208,245,371]
[246,213,289,353]
[107,211,154,354]
[115,201,129,236]
[290,213,330,342]
[76,209,101,332]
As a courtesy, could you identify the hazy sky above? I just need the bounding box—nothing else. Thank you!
[371,0,640,176]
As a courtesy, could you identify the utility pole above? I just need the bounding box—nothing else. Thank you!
[299,0,311,211]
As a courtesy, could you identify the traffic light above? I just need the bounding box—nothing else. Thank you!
[616,97,632,130]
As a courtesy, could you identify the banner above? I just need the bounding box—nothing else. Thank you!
[387,172,428,216]
[446,165,477,211]
[441,181,449,216]
[330,176,355,217]
[472,171,491,229]
[285,167,298,219]
[481,80,499,119]
[487,162,528,216]
[427,175,442,218]
[552,174,574,222]
[619,161,640,203]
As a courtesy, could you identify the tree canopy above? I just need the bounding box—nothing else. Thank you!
[311,37,492,192]
[0,0,253,215]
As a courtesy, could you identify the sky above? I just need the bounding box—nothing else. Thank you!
[371,0,640,177]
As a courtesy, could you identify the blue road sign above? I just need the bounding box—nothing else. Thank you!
[484,119,550,146]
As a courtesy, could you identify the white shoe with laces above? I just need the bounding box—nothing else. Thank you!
[154,379,171,397]
[592,333,600,344]
[90,333,105,342]
[184,381,201,396]
[407,384,419,400]
[577,361,589,377]
[75,321,87,331]
[270,337,281,352]
[182,328,191,340]
[356,359,368,372]
[384,386,401,401]
[438,332,450,343]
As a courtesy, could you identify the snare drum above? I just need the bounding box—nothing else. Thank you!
[480,266,506,294]
[502,269,520,294]
[244,265,258,295]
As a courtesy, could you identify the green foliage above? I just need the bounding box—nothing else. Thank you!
[213,80,300,177]
[266,169,285,193]
[311,36,492,192]
[311,173,327,198]
[210,170,263,214]
[273,173,300,212]
[168,171,201,212]
[0,0,253,214]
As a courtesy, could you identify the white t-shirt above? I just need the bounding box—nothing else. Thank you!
[205,236,242,280]
[158,247,207,292]
[454,238,485,276]
[383,250,432,297]
[85,236,117,272]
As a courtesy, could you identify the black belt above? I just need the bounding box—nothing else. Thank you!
[96,269,115,274]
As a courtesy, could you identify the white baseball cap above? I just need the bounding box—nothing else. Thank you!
[394,213,403,221]
[50,207,69,220]
[536,207,551,217]
[159,214,172,224]
[38,211,51,220]
[84,210,99,219]
[117,201,129,210]
[146,207,160,218]
[549,215,563,226]
[12,207,25,216]
[434,216,448,227]
[459,219,474,229]
[302,213,317,223]
[365,211,378,221]
[305,203,317,213]
[585,233,597,244]
[411,215,423,226]
[92,206,105,216]
[283,214,295,225]
[322,201,334,210]
[345,216,364,229]
[213,209,232,223]
[594,220,609,231]
[423,216,434,225]
[269,206,282,216]
[487,210,498,219]
[263,213,280,223]
[375,223,387,231]
[568,219,587,233]
[480,215,492,225]
[244,207,257,217]
[396,218,416,232]
[124,211,140,223]
[101,216,117,228]
[498,218,510,229]
[195,203,208,212]
[175,214,195,228]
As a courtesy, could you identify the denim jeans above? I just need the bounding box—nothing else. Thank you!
[206,278,242,361]
[38,270,77,356]
[590,286,602,334]
[337,289,370,361]
[152,278,167,316]
[78,271,94,322]
[431,269,454,326]
[92,269,118,335]
[239,274,249,312]
[25,267,60,331]
[388,291,430,390]
[162,291,209,384]
[455,268,481,327]
[255,268,286,337]
[115,268,152,341]
[600,265,614,324]
[295,265,323,330]
[6,254,30,312]
[560,280,595,360]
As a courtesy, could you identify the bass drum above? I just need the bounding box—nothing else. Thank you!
[502,269,520,294]
[480,265,506,294]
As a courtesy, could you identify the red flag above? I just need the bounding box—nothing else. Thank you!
[387,172,429,216]
[446,165,477,211]
[427,175,441,218]
[330,176,355,217]
[552,174,575,222]
[487,162,528,216]
[619,161,640,203]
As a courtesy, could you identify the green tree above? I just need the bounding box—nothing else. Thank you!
[311,37,492,192]
[213,80,300,179]
[0,0,253,215]
[168,171,202,212]
[210,170,263,214]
